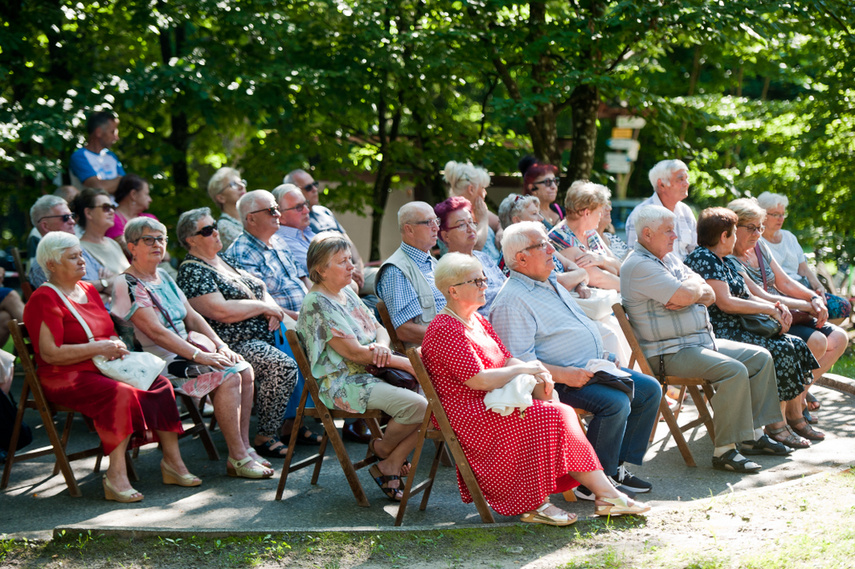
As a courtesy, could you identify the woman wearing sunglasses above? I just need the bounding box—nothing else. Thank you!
[520,155,563,231]
[175,208,302,462]
[112,217,274,479]
[72,188,129,305]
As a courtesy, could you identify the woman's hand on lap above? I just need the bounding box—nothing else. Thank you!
[369,343,392,367]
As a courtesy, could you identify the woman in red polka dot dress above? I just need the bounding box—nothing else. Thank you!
[422,253,649,525]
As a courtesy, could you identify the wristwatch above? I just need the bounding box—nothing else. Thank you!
[99,278,109,291]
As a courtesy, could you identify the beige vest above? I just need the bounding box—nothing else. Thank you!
[376,245,438,327]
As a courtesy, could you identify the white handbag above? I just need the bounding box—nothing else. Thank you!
[43,283,165,391]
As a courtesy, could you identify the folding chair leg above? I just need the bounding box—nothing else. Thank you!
[1,382,31,490]
[419,440,445,511]
[317,409,371,507]
[657,394,697,467]
[181,394,220,461]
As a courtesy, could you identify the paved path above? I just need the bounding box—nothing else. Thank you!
[1,383,852,540]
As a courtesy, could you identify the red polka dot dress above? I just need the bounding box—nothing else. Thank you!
[422,313,602,517]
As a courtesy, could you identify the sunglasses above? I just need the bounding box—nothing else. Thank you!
[39,213,77,223]
[226,179,247,191]
[532,177,559,188]
[91,203,117,212]
[249,206,280,217]
[135,235,168,246]
[193,222,219,237]
[281,201,310,212]
[302,181,320,192]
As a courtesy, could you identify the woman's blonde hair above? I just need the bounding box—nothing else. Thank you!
[443,161,490,196]
[564,180,611,219]
[306,232,352,284]
[434,252,484,298]
[727,197,766,225]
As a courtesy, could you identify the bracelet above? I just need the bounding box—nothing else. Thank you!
[191,348,200,361]
[215,344,227,352]
[811,295,821,302]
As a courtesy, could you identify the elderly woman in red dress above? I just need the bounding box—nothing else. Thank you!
[421,252,649,525]
[23,232,194,503]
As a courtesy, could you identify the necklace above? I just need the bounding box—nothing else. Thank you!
[439,306,474,330]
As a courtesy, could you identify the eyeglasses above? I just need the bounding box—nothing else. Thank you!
[532,177,559,188]
[39,213,77,224]
[522,240,551,253]
[226,179,247,191]
[738,224,765,234]
[302,181,320,192]
[193,222,219,237]
[410,217,441,228]
[248,206,280,217]
[135,235,168,246]
[451,275,488,289]
[91,203,117,212]
[766,212,787,219]
[281,201,309,212]
[448,221,477,232]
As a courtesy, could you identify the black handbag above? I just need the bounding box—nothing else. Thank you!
[364,351,419,392]
[737,313,782,338]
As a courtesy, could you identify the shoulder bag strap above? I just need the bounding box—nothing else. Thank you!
[41,283,96,342]
[754,242,770,291]
[123,272,183,337]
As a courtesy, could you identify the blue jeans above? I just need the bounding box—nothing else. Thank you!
[555,368,660,476]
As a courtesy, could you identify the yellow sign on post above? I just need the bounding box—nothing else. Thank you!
[611,128,633,139]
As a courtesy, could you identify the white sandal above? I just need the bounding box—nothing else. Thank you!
[520,503,577,526]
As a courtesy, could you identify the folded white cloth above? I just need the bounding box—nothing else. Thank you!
[585,358,631,377]
[484,374,536,416]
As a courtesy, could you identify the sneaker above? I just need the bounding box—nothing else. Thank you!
[611,464,652,493]
[574,477,637,501]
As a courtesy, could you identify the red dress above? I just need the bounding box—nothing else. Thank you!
[421,313,601,516]
[23,283,182,455]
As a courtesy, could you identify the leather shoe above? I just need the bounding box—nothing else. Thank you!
[342,419,371,443]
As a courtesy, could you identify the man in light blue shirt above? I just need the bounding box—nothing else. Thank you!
[490,222,660,498]
[375,202,446,346]
[272,184,316,274]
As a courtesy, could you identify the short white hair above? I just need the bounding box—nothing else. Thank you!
[756,191,789,211]
[30,195,67,228]
[498,193,539,229]
[397,201,432,232]
[634,205,676,234]
[36,231,80,275]
[443,160,490,196]
[272,183,303,203]
[237,189,275,225]
[434,252,484,299]
[501,221,545,270]
[648,159,688,191]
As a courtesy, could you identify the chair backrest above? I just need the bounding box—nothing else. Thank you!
[377,300,406,353]
[7,321,49,408]
[611,303,658,378]
[11,248,33,302]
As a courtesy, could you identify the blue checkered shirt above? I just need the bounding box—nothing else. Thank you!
[489,270,604,367]
[224,231,307,313]
[375,243,446,329]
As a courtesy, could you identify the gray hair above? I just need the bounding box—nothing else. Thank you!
[36,231,80,275]
[30,195,67,228]
[434,252,484,298]
[271,183,303,203]
[757,191,789,211]
[207,167,240,204]
[501,221,546,270]
[53,185,79,203]
[648,159,688,191]
[443,160,490,197]
[727,197,766,225]
[498,193,540,229]
[397,201,432,232]
[283,168,308,185]
[633,205,676,234]
[237,190,275,225]
[306,232,352,285]
[125,216,167,244]
[176,207,213,250]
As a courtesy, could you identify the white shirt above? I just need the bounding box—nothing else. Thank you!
[625,192,697,261]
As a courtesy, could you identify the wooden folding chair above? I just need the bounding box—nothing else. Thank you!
[173,391,220,461]
[397,347,496,525]
[612,304,716,467]
[275,330,385,507]
[376,300,406,353]
[11,247,33,302]
[2,320,135,497]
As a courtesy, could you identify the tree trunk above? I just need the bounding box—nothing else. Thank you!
[565,84,600,183]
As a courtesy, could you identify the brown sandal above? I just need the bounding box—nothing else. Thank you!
[788,417,825,441]
[765,425,810,449]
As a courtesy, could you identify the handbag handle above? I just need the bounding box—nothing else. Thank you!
[41,283,96,343]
